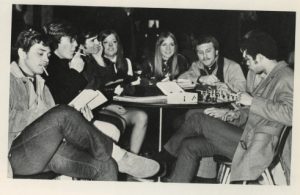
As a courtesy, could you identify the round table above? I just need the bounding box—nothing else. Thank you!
[113,99,232,151]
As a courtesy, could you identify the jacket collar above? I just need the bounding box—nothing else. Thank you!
[253,61,288,93]
[10,61,45,89]
[11,61,28,79]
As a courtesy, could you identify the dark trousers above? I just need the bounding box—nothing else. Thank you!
[9,105,117,181]
[165,112,243,182]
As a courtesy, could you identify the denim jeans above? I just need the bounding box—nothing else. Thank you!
[167,112,243,182]
[9,105,117,181]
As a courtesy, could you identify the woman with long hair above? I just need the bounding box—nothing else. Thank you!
[141,31,189,83]
[85,29,148,155]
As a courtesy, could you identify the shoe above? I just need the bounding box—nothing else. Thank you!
[153,149,176,166]
[117,152,160,178]
[140,161,167,181]
[148,161,167,179]
[151,149,176,179]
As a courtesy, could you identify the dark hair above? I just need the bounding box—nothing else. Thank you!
[98,29,126,72]
[11,28,50,62]
[77,27,99,46]
[43,22,77,51]
[195,35,219,51]
[240,31,278,60]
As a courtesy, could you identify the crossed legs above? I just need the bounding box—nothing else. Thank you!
[9,105,116,180]
[168,112,243,182]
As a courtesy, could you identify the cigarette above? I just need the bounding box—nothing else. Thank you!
[42,66,49,76]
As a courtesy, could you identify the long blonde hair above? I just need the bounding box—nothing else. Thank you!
[154,32,178,79]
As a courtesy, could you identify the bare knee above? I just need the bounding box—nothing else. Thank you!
[135,110,148,124]
[128,110,148,127]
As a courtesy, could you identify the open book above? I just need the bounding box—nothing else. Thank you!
[69,89,107,110]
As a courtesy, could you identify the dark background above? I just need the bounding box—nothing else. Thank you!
[12,5,295,67]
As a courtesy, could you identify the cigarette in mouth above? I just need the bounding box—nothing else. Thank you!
[42,66,49,76]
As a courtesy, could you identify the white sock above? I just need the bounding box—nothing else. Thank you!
[111,143,126,162]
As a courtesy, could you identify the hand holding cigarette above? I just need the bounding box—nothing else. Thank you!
[75,45,86,56]
[69,47,85,73]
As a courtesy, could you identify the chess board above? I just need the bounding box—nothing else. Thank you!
[195,84,238,103]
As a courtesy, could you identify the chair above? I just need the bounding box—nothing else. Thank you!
[215,126,291,185]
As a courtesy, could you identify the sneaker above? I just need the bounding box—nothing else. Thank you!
[143,161,167,181]
[117,152,160,178]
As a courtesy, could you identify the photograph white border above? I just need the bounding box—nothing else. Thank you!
[0,0,299,194]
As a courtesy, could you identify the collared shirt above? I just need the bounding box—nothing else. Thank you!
[204,62,217,75]
[199,56,223,81]
[9,61,55,149]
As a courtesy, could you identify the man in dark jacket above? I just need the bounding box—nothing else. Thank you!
[43,23,161,179]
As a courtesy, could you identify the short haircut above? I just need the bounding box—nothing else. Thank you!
[240,31,278,60]
[11,28,50,61]
[195,35,219,51]
[43,22,77,51]
[15,28,50,52]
